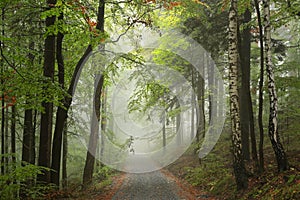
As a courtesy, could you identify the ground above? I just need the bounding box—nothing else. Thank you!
[48,141,300,200]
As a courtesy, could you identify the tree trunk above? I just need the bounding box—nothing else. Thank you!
[82,0,105,185]
[62,121,68,188]
[207,57,214,124]
[228,0,248,190]
[11,105,16,165]
[100,88,107,161]
[37,0,57,184]
[1,77,5,175]
[196,64,205,142]
[254,0,265,173]
[241,9,259,171]
[83,74,104,186]
[263,0,288,172]
[51,13,65,186]
[1,7,5,175]
[32,110,37,164]
[162,111,167,147]
[11,106,16,199]
[22,41,35,166]
[176,100,181,145]
[239,8,251,161]
[4,108,8,170]
[191,68,195,140]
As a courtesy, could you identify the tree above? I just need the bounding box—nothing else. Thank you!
[50,12,65,186]
[239,8,251,162]
[37,0,57,184]
[228,0,248,190]
[263,0,288,172]
[82,74,104,185]
[22,41,36,167]
[254,0,265,172]
[82,0,105,186]
[1,6,5,176]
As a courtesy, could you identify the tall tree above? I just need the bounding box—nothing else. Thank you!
[196,66,205,142]
[62,123,68,188]
[22,41,35,166]
[83,74,104,185]
[263,0,288,172]
[239,8,251,161]
[228,0,248,190]
[82,0,105,186]
[1,6,5,175]
[254,0,265,172]
[239,6,259,169]
[11,105,16,166]
[37,0,57,184]
[51,12,65,186]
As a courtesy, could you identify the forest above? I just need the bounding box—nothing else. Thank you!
[0,0,299,199]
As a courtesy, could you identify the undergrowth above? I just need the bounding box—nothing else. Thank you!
[167,124,300,200]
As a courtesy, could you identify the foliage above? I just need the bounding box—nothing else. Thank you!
[0,158,53,200]
[0,0,299,197]
[244,170,300,200]
[95,165,115,182]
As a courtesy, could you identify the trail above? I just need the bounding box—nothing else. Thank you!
[112,171,181,200]
[107,155,212,200]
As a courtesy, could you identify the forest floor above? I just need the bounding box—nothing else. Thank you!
[50,132,300,200]
[50,150,299,200]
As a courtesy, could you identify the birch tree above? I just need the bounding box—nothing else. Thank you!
[228,0,248,190]
[263,0,288,172]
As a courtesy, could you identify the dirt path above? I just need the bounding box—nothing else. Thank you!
[107,169,212,200]
[94,155,213,200]
[112,171,180,200]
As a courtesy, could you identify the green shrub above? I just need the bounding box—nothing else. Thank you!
[0,160,52,200]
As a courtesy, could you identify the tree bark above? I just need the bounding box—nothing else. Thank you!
[62,122,68,188]
[1,70,5,175]
[207,57,214,124]
[263,0,288,172]
[37,0,57,184]
[176,100,181,145]
[82,0,105,186]
[83,74,104,185]
[228,0,248,190]
[1,7,5,175]
[239,8,251,161]
[11,105,16,165]
[4,108,8,170]
[100,88,107,162]
[191,68,195,140]
[22,41,35,166]
[51,13,65,186]
[196,62,205,142]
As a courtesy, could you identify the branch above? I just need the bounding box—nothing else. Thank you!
[0,47,25,79]
[109,5,162,43]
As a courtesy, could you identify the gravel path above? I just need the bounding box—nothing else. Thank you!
[109,155,212,200]
[112,170,182,200]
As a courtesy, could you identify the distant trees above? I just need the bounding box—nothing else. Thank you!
[254,0,265,173]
